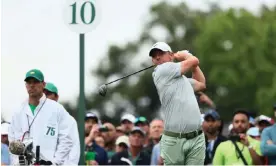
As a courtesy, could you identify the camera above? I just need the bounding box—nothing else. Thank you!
[229,134,241,142]
[99,126,109,132]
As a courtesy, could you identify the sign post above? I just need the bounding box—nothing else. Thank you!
[63,0,101,164]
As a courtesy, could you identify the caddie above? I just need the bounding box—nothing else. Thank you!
[8,69,73,165]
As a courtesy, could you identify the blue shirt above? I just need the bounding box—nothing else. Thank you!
[1,143,10,165]
[151,143,160,165]
[261,124,276,165]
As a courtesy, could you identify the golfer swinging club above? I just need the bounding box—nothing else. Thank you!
[149,42,206,165]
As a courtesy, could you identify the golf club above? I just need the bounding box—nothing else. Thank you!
[98,65,155,96]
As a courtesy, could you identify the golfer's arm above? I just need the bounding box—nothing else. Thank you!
[192,66,205,84]
[180,56,199,75]
[191,66,206,91]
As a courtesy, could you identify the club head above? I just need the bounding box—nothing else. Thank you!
[98,84,107,97]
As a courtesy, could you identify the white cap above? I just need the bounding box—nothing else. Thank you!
[131,126,146,136]
[149,42,172,56]
[115,135,130,147]
[1,123,10,135]
[257,115,272,123]
[247,127,260,137]
[121,114,135,123]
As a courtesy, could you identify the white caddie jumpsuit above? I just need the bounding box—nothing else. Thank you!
[8,94,74,165]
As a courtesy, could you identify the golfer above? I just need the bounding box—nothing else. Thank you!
[9,69,73,165]
[149,42,206,165]
[44,82,80,165]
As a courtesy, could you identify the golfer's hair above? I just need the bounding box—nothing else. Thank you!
[233,108,250,120]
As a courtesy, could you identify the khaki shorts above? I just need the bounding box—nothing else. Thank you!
[160,132,206,165]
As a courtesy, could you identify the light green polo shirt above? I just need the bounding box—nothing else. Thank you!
[213,136,262,165]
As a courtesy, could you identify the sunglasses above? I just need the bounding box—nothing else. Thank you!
[135,117,148,124]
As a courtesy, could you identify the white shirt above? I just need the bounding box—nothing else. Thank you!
[8,94,73,165]
[63,116,80,165]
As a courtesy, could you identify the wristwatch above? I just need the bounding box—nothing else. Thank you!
[247,144,253,149]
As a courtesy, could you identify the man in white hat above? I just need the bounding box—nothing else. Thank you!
[120,114,136,135]
[149,42,206,165]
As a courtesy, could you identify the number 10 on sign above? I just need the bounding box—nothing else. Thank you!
[64,0,100,34]
[70,1,95,25]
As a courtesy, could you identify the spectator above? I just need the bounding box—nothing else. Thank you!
[150,143,160,166]
[1,123,10,165]
[247,127,260,140]
[85,112,99,137]
[110,127,151,165]
[135,117,153,155]
[85,113,108,165]
[149,119,164,145]
[115,135,129,153]
[120,113,136,135]
[202,110,227,165]
[149,119,164,165]
[95,136,105,148]
[249,116,256,128]
[135,117,150,145]
[116,126,125,138]
[213,109,262,165]
[260,107,276,165]
[255,115,273,134]
[100,122,116,161]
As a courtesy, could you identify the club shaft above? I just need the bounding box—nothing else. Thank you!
[105,65,154,85]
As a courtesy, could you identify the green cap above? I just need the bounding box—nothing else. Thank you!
[24,69,44,82]
[44,82,58,94]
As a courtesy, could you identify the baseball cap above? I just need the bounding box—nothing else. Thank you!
[204,110,220,120]
[256,115,273,125]
[44,82,58,94]
[130,126,145,137]
[85,112,99,122]
[1,123,10,135]
[115,135,130,147]
[121,114,135,123]
[134,116,149,125]
[247,127,260,137]
[149,42,172,57]
[24,69,44,82]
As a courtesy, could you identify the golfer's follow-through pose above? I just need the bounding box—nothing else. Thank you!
[149,42,206,165]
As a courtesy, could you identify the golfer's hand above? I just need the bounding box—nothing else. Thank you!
[240,134,250,147]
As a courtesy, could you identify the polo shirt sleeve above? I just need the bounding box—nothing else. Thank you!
[153,62,182,84]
